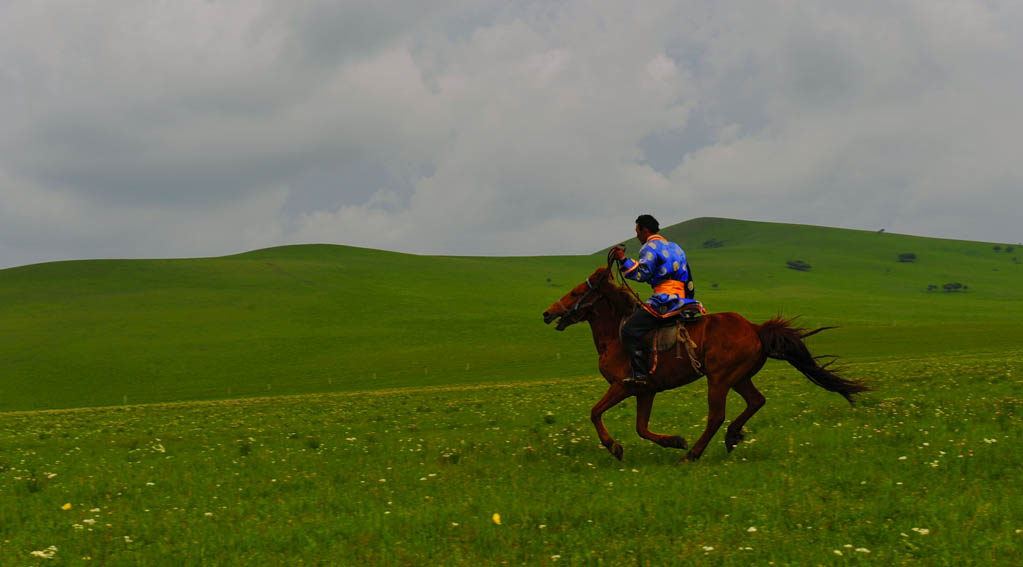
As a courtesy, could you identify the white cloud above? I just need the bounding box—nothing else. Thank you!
[0,163,289,263]
[1,0,1022,268]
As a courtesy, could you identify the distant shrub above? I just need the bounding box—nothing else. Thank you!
[786,260,812,272]
[897,253,917,263]
[927,284,938,292]
[703,238,725,249]
[1006,246,1014,253]
[711,283,719,289]
[943,282,965,292]
[993,246,1002,252]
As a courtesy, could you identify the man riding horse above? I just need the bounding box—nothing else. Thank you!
[613,214,702,384]
[544,226,868,462]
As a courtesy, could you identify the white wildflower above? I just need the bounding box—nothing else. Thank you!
[30,546,58,559]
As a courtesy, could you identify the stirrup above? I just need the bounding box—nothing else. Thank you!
[623,371,651,385]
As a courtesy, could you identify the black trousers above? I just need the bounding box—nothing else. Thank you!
[621,308,662,356]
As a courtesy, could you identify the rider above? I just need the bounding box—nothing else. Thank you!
[613,214,699,384]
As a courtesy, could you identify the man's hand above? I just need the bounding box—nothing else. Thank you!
[612,245,626,262]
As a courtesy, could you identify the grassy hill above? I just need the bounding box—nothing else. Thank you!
[1,217,1021,411]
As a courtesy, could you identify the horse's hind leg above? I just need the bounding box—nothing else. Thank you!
[679,380,729,462]
[591,382,630,460]
[635,393,687,449]
[725,378,766,453]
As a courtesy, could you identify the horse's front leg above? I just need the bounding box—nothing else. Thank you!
[590,382,630,460]
[635,393,687,450]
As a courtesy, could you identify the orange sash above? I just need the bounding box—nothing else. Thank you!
[653,280,688,296]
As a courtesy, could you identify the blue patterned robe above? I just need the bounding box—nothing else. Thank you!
[621,234,698,317]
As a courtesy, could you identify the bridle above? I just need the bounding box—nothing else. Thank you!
[555,276,600,323]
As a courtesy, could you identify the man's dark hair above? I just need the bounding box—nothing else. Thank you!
[635,214,659,234]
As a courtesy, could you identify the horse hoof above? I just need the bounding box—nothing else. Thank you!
[725,431,744,453]
[664,436,688,450]
[677,451,700,464]
[611,443,624,461]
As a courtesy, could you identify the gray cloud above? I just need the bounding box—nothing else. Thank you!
[2,1,1022,268]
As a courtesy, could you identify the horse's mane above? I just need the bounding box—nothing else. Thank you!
[603,278,641,320]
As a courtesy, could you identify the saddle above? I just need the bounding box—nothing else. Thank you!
[651,303,705,349]
[621,302,706,376]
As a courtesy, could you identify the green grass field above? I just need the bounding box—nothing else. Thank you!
[0,356,1018,565]
[1,217,1020,565]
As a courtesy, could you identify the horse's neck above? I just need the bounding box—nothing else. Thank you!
[587,297,630,347]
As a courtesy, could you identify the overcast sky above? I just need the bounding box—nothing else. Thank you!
[1,1,1021,269]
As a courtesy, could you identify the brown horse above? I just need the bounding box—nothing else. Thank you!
[542,265,870,463]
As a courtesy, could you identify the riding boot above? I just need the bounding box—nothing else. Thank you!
[624,348,651,384]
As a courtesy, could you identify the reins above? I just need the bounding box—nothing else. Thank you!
[607,246,643,307]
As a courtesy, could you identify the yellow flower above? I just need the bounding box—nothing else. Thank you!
[61,503,72,511]
[492,513,502,525]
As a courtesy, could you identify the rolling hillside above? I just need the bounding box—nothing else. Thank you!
[1,217,1021,411]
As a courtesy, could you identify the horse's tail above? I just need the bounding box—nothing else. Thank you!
[756,316,871,405]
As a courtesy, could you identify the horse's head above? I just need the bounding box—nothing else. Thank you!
[542,266,612,331]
